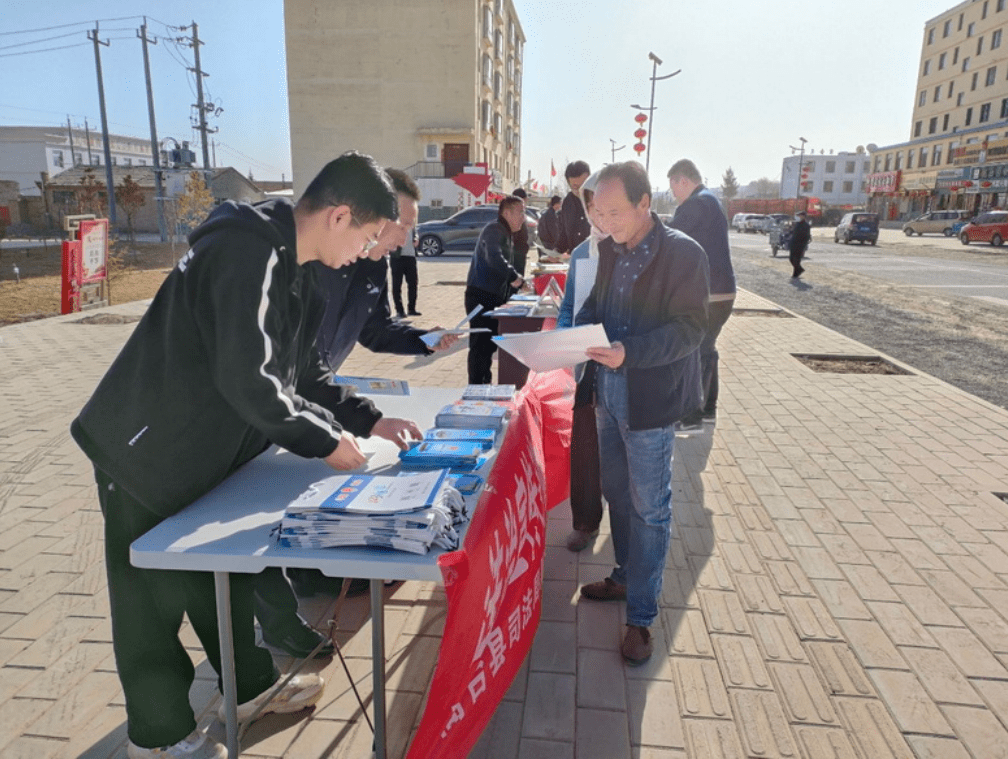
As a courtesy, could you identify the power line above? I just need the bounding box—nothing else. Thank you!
[0,42,90,59]
[216,141,286,175]
[0,30,81,52]
[0,16,144,36]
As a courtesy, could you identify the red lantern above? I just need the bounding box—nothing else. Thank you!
[634,113,647,124]
[982,181,992,187]
[634,128,647,139]
[965,180,974,187]
[633,142,646,154]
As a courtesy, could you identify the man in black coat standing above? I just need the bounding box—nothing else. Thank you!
[556,160,591,254]
[789,210,811,278]
[538,195,562,250]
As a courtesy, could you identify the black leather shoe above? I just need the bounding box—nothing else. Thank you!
[261,616,334,659]
[407,309,422,316]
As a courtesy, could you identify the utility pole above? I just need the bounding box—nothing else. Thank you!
[211,139,216,168]
[84,117,93,165]
[633,53,681,176]
[88,22,117,228]
[66,116,76,167]
[188,21,213,173]
[139,18,167,241]
[790,137,808,200]
[609,138,625,164]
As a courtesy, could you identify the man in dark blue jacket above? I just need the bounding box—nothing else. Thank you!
[70,152,420,759]
[668,159,736,429]
[556,160,591,254]
[575,161,709,667]
[464,196,527,383]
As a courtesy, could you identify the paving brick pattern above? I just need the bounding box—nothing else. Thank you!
[1,259,1007,758]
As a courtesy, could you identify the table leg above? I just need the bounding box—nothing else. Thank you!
[371,578,386,759]
[214,571,239,758]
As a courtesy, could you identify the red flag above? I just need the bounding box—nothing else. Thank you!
[550,161,556,177]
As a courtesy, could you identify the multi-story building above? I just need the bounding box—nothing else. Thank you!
[867,0,1008,219]
[284,0,524,209]
[780,149,872,208]
[0,126,155,196]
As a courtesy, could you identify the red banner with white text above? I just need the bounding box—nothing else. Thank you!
[405,379,549,759]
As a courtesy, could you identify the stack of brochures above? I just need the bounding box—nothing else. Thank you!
[435,399,511,431]
[276,469,466,555]
[423,427,497,450]
[462,384,516,401]
[399,440,486,471]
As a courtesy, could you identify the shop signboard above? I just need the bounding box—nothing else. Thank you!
[867,171,901,194]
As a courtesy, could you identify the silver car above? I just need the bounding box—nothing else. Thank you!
[902,209,971,237]
[416,205,537,256]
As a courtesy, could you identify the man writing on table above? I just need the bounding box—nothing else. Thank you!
[575,161,709,666]
[70,152,421,759]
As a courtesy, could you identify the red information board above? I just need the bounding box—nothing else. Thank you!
[78,218,108,284]
[61,240,82,314]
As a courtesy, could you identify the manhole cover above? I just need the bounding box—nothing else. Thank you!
[734,308,794,318]
[73,314,142,325]
[435,281,469,287]
[793,354,911,375]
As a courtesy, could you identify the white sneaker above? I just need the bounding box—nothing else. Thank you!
[127,729,227,759]
[219,673,325,722]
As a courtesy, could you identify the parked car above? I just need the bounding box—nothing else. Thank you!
[743,214,768,233]
[902,209,971,237]
[959,210,1008,246]
[834,212,879,245]
[731,213,750,232]
[415,205,535,256]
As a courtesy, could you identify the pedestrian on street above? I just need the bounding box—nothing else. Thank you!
[556,160,592,255]
[70,152,419,759]
[464,196,526,384]
[667,159,736,431]
[538,195,562,251]
[575,161,709,666]
[790,210,811,278]
[557,171,606,553]
[389,221,420,318]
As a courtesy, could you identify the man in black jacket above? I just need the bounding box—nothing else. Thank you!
[789,210,811,278]
[575,162,709,667]
[538,195,562,250]
[510,187,530,281]
[70,152,421,759]
[464,196,527,383]
[556,160,591,254]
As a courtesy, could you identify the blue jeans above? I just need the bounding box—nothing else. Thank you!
[595,370,675,627]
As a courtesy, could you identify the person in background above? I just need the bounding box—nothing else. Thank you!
[789,210,811,278]
[575,161,709,667]
[464,196,527,384]
[510,187,531,286]
[70,152,413,759]
[556,160,591,254]
[557,172,606,553]
[538,195,563,251]
[667,159,736,431]
[389,215,420,318]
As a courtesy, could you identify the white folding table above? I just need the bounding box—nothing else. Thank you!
[131,388,499,759]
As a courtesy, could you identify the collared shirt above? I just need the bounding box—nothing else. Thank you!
[602,218,662,362]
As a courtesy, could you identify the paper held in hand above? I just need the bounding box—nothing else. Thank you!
[420,304,491,348]
[492,323,610,372]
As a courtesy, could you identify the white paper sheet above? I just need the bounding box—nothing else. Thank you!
[492,323,610,372]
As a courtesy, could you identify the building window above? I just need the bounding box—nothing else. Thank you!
[919,90,927,107]
[426,143,438,159]
[52,150,64,168]
[805,160,815,171]
[928,27,935,44]
[906,150,914,169]
[481,100,490,131]
[825,160,836,173]
[494,112,502,136]
[1000,0,1006,11]
[933,144,943,165]
[507,56,513,82]
[124,157,132,166]
[73,153,83,166]
[884,154,891,171]
[929,116,938,134]
[944,113,951,130]
[895,153,903,170]
[949,80,955,98]
[988,65,998,85]
[981,102,992,121]
[494,29,502,59]
[978,36,985,55]
[949,141,958,164]
[914,120,923,137]
[495,0,502,14]
[966,106,974,125]
[483,5,492,38]
[994,29,1003,48]
[972,71,979,90]
[91,155,100,166]
[845,161,856,173]
[963,55,971,72]
[945,19,953,36]
[923,59,931,76]
[939,52,947,69]
[1002,98,1008,118]
[935,85,942,102]
[954,46,960,64]
[843,181,853,193]
[494,72,501,99]
[863,160,870,173]
[822,180,834,193]
[984,1,989,19]
[969,21,976,37]
[919,148,928,168]
[958,92,965,106]
[959,13,965,31]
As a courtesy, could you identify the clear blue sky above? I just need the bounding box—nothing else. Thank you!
[2,0,958,190]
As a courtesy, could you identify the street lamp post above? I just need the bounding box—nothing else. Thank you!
[609,138,626,164]
[789,136,808,201]
[630,52,681,175]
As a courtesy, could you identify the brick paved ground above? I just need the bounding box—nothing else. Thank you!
[1,256,1007,758]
